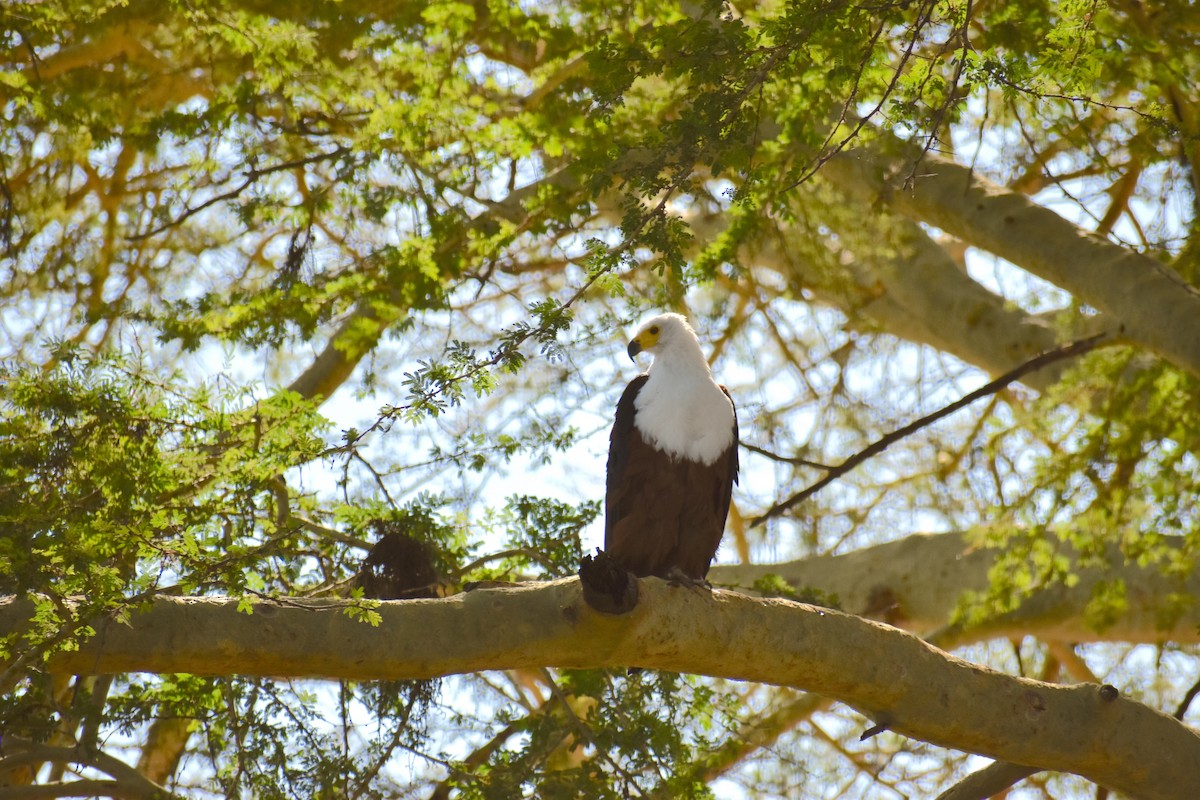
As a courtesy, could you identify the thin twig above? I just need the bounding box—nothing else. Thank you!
[749,332,1109,527]
[740,440,835,470]
[127,148,349,241]
[451,547,562,578]
[1175,674,1200,720]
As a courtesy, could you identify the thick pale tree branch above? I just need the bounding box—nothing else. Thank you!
[710,530,1200,647]
[16,21,155,83]
[836,214,1099,388]
[134,717,192,787]
[2,583,1198,799]
[822,129,1200,377]
[685,208,1077,391]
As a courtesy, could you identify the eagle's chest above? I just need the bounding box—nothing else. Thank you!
[633,378,733,465]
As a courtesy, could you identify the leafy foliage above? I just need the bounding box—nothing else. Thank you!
[501,495,598,578]
[1,349,327,647]
[957,349,1200,631]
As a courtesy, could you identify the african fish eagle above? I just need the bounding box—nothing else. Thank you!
[604,313,739,581]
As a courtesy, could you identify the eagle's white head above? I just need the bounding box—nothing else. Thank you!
[626,313,710,373]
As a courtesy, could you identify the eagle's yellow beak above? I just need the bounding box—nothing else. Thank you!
[627,324,662,360]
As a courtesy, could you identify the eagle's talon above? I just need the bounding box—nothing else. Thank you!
[665,567,713,591]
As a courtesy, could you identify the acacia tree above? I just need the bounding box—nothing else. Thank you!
[3,0,1200,797]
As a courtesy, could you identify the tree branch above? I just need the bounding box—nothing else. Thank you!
[134,717,192,787]
[709,530,1200,647]
[822,128,1200,377]
[670,690,830,791]
[127,148,350,241]
[682,204,1080,393]
[2,583,1198,799]
[934,760,1039,800]
[0,737,177,800]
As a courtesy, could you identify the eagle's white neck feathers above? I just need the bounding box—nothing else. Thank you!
[630,313,734,465]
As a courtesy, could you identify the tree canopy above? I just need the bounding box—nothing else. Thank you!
[3,0,1200,797]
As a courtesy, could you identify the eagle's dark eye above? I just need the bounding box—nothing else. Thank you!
[650,325,659,334]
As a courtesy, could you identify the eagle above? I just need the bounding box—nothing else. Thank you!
[604,313,739,582]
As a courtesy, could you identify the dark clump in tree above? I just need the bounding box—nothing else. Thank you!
[355,523,443,601]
